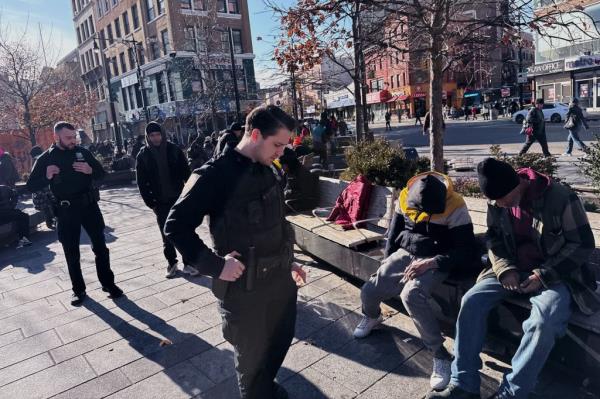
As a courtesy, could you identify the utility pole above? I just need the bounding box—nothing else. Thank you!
[227,27,242,123]
[517,13,524,108]
[94,36,122,152]
[132,41,149,122]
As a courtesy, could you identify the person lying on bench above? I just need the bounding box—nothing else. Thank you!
[429,158,599,399]
[354,172,476,390]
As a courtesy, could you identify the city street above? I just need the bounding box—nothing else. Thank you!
[369,118,599,187]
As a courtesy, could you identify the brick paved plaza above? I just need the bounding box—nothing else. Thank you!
[0,186,593,399]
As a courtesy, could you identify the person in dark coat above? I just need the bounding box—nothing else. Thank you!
[278,148,319,212]
[136,122,192,278]
[0,185,32,248]
[519,98,551,157]
[563,98,589,156]
[0,148,20,187]
[131,135,145,160]
[214,122,244,158]
[187,134,211,170]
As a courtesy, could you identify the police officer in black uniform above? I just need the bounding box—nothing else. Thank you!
[164,105,306,399]
[27,122,122,306]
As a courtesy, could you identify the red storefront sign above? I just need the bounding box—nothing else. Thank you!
[366,90,392,104]
[501,88,511,97]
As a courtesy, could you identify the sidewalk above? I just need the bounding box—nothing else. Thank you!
[0,186,595,398]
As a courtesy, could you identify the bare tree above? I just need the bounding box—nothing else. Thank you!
[273,0,600,171]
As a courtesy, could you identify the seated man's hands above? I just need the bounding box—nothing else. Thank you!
[499,270,521,292]
[402,257,438,282]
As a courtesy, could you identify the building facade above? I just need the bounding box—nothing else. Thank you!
[70,0,258,144]
[530,0,600,110]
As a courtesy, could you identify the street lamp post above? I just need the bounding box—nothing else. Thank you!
[93,35,122,153]
[120,38,149,121]
[227,27,242,123]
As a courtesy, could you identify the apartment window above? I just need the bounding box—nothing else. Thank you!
[219,0,238,13]
[181,0,206,10]
[231,29,242,54]
[88,16,95,34]
[114,19,121,39]
[128,47,135,69]
[76,27,82,45]
[184,26,196,52]
[220,31,229,52]
[111,0,118,6]
[156,73,167,103]
[94,52,100,68]
[180,0,191,9]
[72,0,77,14]
[161,29,170,54]
[146,0,156,21]
[111,57,118,76]
[119,52,127,73]
[83,22,89,40]
[150,40,160,59]
[85,52,91,72]
[103,0,109,14]
[122,11,130,35]
[80,55,86,72]
[107,24,114,44]
[138,47,145,65]
[157,0,165,15]
[121,87,129,111]
[131,4,140,29]
[396,74,400,87]
[127,85,136,109]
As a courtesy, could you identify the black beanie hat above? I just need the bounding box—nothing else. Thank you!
[229,122,243,132]
[145,121,162,135]
[477,158,520,200]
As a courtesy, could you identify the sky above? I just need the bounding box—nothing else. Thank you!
[0,0,292,87]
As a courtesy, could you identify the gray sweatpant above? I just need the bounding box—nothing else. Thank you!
[361,248,449,357]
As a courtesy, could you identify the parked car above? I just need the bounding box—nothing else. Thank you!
[512,102,588,124]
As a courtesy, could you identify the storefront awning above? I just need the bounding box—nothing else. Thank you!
[386,96,400,103]
[326,97,356,109]
[398,95,409,101]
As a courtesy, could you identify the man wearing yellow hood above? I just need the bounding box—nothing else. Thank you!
[354,172,476,390]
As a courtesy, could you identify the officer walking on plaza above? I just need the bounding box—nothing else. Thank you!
[164,105,306,399]
[27,122,122,306]
[136,121,193,278]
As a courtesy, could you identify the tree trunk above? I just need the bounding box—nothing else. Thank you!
[351,8,363,142]
[23,102,37,146]
[429,40,445,172]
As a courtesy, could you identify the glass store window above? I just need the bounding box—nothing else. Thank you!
[576,80,594,108]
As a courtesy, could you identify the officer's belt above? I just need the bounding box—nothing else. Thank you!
[56,191,97,208]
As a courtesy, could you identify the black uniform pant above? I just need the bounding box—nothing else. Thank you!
[220,269,298,399]
[519,132,551,157]
[153,201,184,266]
[56,202,114,294]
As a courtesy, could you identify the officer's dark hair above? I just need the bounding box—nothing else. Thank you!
[245,105,296,138]
[54,121,76,133]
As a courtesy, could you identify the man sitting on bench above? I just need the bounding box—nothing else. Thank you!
[0,185,32,248]
[354,172,476,390]
[429,158,599,399]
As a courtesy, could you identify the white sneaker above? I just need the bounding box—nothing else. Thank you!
[353,315,383,338]
[561,152,572,157]
[182,264,199,276]
[16,237,32,248]
[165,262,178,279]
[430,357,451,390]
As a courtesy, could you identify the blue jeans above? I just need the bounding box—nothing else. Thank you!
[566,128,587,154]
[450,277,572,399]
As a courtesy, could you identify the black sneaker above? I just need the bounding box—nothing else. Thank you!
[102,285,124,298]
[71,292,87,306]
[426,384,480,399]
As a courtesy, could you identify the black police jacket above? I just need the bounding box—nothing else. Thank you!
[164,146,294,279]
[27,144,105,200]
[135,142,191,208]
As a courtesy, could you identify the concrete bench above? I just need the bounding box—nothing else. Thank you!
[288,177,600,385]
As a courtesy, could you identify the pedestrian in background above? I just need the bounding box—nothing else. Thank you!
[520,98,551,157]
[385,111,392,131]
[562,98,589,156]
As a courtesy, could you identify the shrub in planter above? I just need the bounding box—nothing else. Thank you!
[340,139,417,188]
[490,144,558,178]
[579,134,600,191]
[453,177,482,197]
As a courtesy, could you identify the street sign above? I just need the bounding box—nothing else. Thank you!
[517,72,528,83]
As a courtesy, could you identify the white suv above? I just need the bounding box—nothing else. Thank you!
[512,103,588,124]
